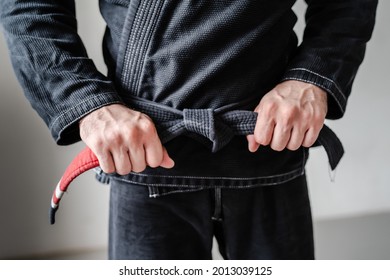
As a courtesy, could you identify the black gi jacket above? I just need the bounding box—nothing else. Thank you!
[0,0,377,188]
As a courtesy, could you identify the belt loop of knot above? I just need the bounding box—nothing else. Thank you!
[183,108,215,141]
[182,108,234,152]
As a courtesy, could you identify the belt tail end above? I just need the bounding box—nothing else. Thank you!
[49,207,58,225]
[317,125,345,171]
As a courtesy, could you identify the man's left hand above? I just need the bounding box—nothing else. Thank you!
[247,80,328,152]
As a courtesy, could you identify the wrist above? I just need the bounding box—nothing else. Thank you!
[281,79,328,114]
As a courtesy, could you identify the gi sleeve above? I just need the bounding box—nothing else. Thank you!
[0,0,123,144]
[281,0,378,119]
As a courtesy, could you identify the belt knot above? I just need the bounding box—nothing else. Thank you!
[183,108,233,152]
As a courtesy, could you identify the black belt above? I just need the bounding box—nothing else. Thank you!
[49,97,343,224]
[131,97,343,169]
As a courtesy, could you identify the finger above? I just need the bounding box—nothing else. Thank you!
[286,127,306,151]
[111,148,132,175]
[96,149,116,174]
[270,123,291,151]
[302,127,320,147]
[128,145,147,173]
[254,117,275,146]
[247,135,260,152]
[144,135,164,168]
[159,147,175,169]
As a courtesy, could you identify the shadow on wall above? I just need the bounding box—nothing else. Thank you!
[314,212,390,260]
[0,73,59,257]
[0,53,109,259]
[0,0,110,259]
[0,93,110,258]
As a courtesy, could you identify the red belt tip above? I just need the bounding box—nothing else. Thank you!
[49,147,99,224]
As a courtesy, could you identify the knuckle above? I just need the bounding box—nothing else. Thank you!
[303,137,316,147]
[313,107,325,119]
[106,131,122,145]
[147,160,160,168]
[131,110,144,121]
[315,118,325,128]
[263,101,277,116]
[302,142,312,148]
[281,106,298,123]
[254,124,273,145]
[102,165,115,174]
[312,124,323,135]
[146,149,164,168]
[301,110,312,121]
[254,133,267,145]
[273,146,284,152]
[287,143,300,151]
[312,112,323,124]
[98,156,115,174]
[271,143,284,152]
[140,118,155,132]
[91,138,105,150]
[115,169,125,176]
[116,168,131,176]
[115,159,132,175]
[127,127,141,140]
[254,133,263,143]
[132,164,147,173]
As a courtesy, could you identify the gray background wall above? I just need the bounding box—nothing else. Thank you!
[0,0,389,259]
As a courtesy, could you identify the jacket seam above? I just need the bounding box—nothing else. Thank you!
[282,74,345,114]
[49,92,121,130]
[288,67,346,101]
[108,168,304,188]
[122,166,303,180]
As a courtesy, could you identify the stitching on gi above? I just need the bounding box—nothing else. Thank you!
[282,76,345,114]
[50,92,120,130]
[288,67,346,100]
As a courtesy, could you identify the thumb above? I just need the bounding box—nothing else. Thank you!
[159,147,175,169]
[247,135,260,153]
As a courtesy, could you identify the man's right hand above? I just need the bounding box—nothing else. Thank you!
[79,104,175,175]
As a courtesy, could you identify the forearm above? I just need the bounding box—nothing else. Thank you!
[282,0,378,119]
[0,0,122,144]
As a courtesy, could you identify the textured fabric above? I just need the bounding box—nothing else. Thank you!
[48,97,343,224]
[1,0,377,260]
[108,175,314,260]
[109,96,344,166]
[0,0,378,188]
[49,147,99,224]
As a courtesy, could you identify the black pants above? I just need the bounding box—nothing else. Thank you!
[108,175,314,260]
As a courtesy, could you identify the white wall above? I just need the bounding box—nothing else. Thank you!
[0,1,109,259]
[301,0,390,219]
[0,0,389,259]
